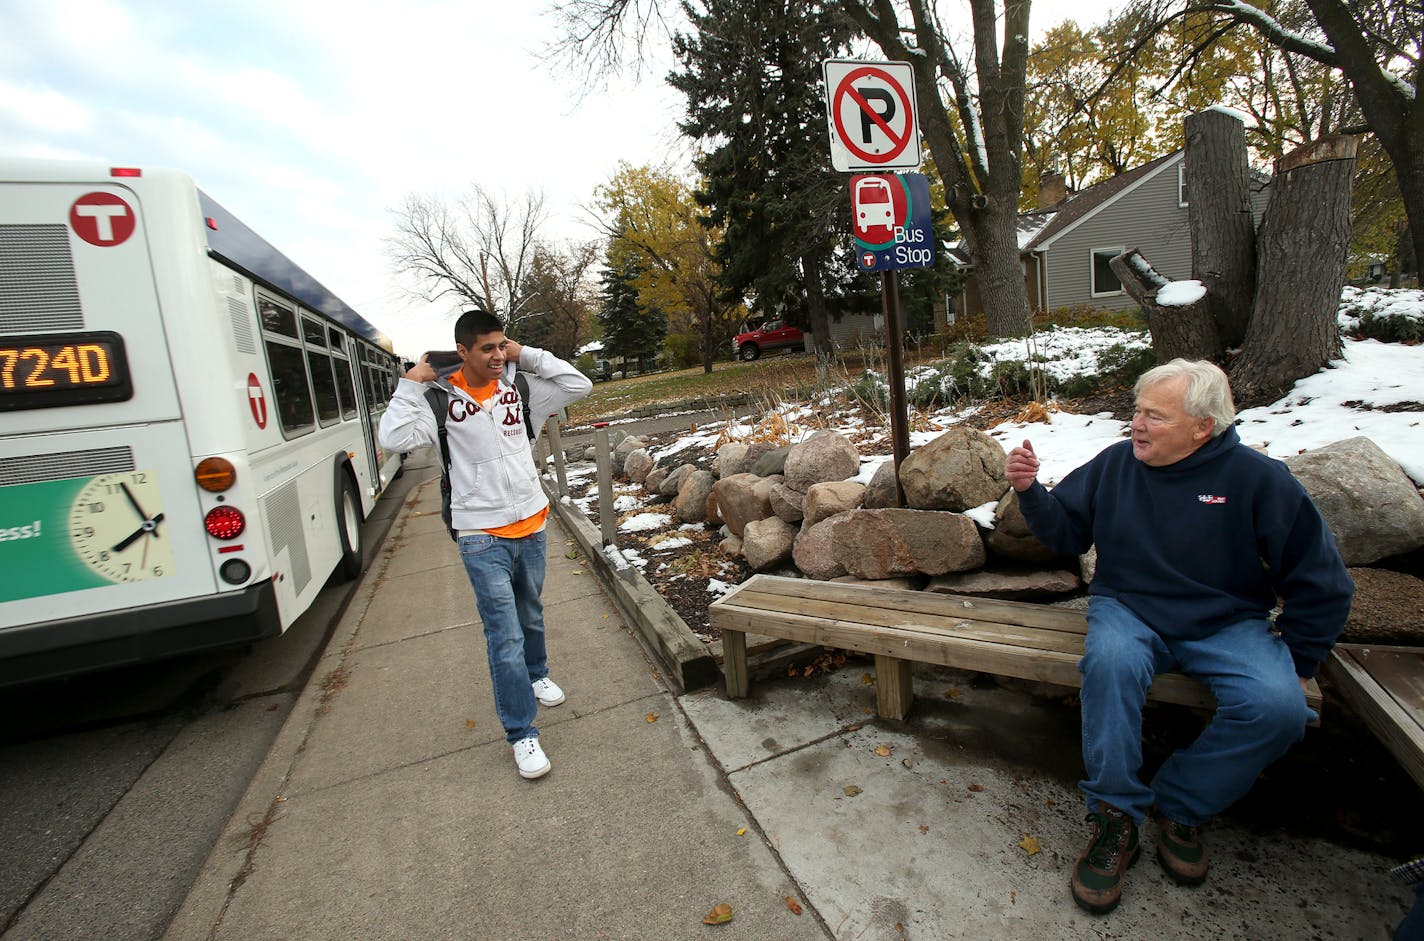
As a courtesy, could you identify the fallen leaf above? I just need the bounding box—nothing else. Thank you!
[1011,890,1017,904]
[785,896,803,915]
[843,785,863,797]
[845,723,863,732]
[874,744,893,757]
[645,712,658,723]
[735,827,747,836]
[571,569,584,575]
[703,903,734,925]
[861,673,875,685]
[565,550,579,559]
[968,783,985,792]
[944,687,961,699]
[465,719,476,730]
[1018,835,1041,856]
[918,824,929,834]
[901,758,914,769]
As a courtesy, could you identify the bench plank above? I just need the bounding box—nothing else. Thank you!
[1324,644,1424,790]
[711,574,1323,718]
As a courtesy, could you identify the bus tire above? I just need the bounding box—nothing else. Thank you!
[335,468,364,582]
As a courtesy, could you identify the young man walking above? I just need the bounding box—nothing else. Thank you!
[379,309,592,779]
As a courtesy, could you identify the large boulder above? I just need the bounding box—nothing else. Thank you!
[612,434,648,471]
[792,511,853,580]
[1285,437,1424,565]
[712,472,780,537]
[769,482,806,524]
[742,516,798,570]
[784,432,860,492]
[749,443,792,477]
[644,464,669,495]
[863,459,900,509]
[624,448,655,485]
[673,470,716,523]
[832,508,986,579]
[658,463,697,500]
[804,481,866,527]
[985,489,1060,563]
[712,442,750,478]
[899,427,1009,512]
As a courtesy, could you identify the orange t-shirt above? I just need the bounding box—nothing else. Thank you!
[447,371,548,538]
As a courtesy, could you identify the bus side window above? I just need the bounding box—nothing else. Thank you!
[258,296,314,437]
[334,352,358,421]
[308,349,341,426]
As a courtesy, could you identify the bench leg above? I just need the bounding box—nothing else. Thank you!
[723,629,749,698]
[875,655,913,720]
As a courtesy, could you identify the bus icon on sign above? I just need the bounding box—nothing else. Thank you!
[854,177,894,233]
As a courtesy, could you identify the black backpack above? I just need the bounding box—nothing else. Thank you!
[424,372,534,541]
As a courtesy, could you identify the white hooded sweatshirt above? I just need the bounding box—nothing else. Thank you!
[377,346,591,531]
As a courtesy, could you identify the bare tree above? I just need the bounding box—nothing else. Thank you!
[521,241,602,360]
[386,185,549,327]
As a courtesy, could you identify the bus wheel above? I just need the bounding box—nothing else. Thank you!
[336,472,363,581]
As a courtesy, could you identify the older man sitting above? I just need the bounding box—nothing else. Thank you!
[1005,359,1353,915]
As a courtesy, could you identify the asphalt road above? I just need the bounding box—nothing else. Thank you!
[0,453,434,941]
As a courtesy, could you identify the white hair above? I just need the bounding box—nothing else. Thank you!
[1134,359,1235,436]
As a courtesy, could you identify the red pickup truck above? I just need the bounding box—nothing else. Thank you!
[732,320,805,361]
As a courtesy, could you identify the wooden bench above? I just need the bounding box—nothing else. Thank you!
[1323,643,1424,790]
[710,574,1323,720]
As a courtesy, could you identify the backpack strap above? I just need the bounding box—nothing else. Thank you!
[422,386,457,541]
[514,371,535,441]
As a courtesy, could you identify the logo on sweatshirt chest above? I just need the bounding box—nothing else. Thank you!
[1197,494,1228,505]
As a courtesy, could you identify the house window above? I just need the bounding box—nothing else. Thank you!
[1091,248,1125,297]
[1178,165,1188,208]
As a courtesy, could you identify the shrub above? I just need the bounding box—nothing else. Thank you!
[662,332,702,369]
[1356,313,1424,343]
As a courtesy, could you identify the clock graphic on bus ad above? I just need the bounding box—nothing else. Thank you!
[0,470,175,604]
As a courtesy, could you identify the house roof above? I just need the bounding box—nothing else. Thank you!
[947,150,1184,266]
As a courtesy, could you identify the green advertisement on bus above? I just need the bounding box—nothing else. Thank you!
[0,471,175,604]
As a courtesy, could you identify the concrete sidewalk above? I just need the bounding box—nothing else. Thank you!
[167,453,1414,941]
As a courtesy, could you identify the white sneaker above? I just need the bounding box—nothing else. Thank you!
[532,677,566,707]
[513,736,550,779]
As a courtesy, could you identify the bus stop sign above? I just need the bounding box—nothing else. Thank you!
[852,173,935,272]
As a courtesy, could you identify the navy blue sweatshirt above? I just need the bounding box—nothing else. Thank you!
[1016,427,1353,678]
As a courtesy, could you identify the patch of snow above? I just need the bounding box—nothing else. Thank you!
[619,512,672,533]
[1157,279,1207,307]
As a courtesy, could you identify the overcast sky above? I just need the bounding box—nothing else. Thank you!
[2,0,1119,359]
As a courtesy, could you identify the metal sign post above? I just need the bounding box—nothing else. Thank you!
[881,271,910,506]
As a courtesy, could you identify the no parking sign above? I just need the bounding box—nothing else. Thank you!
[823,60,921,172]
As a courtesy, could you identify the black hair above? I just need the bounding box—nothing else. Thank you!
[454,308,504,348]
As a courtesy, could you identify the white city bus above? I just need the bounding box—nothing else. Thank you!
[0,157,405,685]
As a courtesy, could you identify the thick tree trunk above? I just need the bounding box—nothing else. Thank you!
[1184,109,1256,349]
[962,203,1034,338]
[802,252,833,358]
[1110,248,1220,362]
[1230,136,1357,403]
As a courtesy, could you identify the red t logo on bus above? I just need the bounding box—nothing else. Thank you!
[70,193,136,247]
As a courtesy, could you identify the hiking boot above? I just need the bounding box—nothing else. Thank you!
[1155,814,1208,885]
[1071,803,1140,914]
[531,677,566,707]
[513,736,551,779]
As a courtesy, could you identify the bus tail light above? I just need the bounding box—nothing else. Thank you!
[195,457,237,492]
[205,505,246,539]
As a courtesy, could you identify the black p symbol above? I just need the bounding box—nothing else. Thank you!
[857,88,896,143]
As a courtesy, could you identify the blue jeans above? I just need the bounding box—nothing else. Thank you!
[1079,596,1311,826]
[458,530,549,743]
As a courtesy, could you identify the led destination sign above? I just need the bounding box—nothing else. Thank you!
[0,332,132,411]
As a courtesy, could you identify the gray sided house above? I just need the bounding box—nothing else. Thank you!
[945,150,1269,322]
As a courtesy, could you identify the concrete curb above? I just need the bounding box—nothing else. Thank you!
[544,488,719,694]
